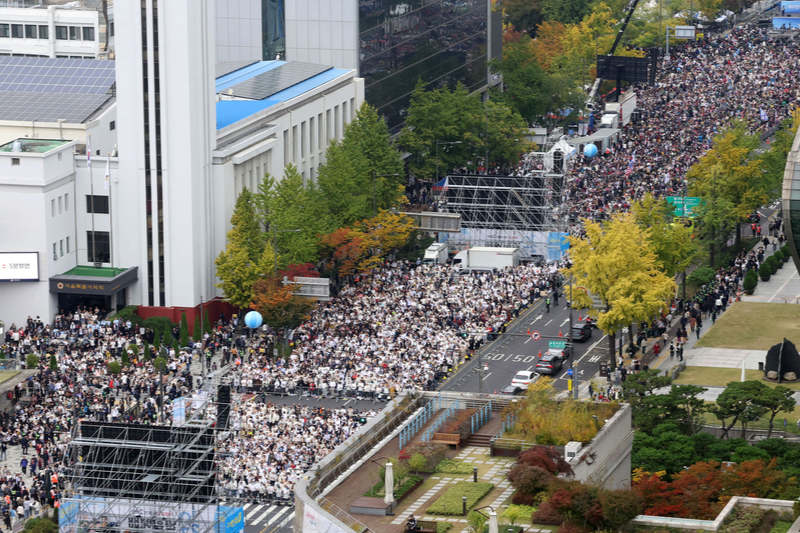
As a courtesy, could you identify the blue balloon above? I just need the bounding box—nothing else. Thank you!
[583,144,598,158]
[244,310,263,329]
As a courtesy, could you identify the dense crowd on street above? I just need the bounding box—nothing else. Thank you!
[567,25,800,221]
[0,22,797,510]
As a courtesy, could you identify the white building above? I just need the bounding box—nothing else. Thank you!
[0,4,101,58]
[0,1,362,326]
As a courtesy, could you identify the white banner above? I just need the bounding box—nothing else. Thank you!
[60,496,215,533]
[302,505,349,533]
[0,252,39,281]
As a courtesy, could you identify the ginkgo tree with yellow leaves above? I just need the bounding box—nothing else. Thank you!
[565,213,676,369]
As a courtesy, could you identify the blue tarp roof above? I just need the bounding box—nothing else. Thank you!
[215,62,350,130]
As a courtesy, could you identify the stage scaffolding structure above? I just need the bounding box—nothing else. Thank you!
[437,148,573,236]
[61,415,222,532]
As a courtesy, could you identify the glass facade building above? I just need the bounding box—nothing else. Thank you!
[783,134,800,272]
[359,0,490,131]
[262,0,285,60]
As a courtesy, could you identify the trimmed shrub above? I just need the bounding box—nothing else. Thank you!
[427,481,494,515]
[532,500,563,525]
[511,490,538,506]
[687,266,715,287]
[766,255,779,274]
[502,505,536,526]
[760,263,772,281]
[508,464,553,496]
[743,269,758,294]
[107,361,122,375]
[408,453,428,474]
[774,250,785,263]
[26,353,39,369]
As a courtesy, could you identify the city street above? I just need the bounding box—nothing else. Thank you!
[440,298,608,395]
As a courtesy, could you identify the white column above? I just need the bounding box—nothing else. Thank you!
[488,510,499,533]
[384,462,394,507]
[47,6,56,58]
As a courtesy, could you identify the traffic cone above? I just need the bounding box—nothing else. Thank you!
[527,329,531,335]
[558,330,564,337]
[538,350,542,357]
[578,313,582,321]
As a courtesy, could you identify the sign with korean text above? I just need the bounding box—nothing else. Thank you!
[0,252,38,281]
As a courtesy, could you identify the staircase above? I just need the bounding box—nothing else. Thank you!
[464,433,493,447]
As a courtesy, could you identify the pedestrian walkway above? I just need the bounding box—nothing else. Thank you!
[242,502,294,532]
[741,260,800,304]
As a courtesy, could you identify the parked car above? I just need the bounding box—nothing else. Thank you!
[571,323,592,342]
[535,354,563,375]
[510,370,535,388]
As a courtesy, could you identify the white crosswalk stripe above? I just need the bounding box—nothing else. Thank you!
[275,511,295,531]
[242,503,294,529]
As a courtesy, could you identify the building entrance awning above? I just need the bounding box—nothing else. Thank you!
[50,265,138,296]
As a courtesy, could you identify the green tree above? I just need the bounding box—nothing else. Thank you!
[215,189,266,308]
[23,517,58,533]
[258,166,326,266]
[632,194,700,279]
[48,354,57,371]
[107,361,122,375]
[743,269,758,294]
[541,0,592,24]
[566,213,675,368]
[503,0,544,34]
[26,353,38,369]
[142,340,151,361]
[215,239,259,309]
[153,355,167,374]
[759,386,796,438]
[121,349,130,367]
[408,453,427,474]
[713,381,770,439]
[179,312,190,347]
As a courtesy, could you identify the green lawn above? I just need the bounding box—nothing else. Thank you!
[697,302,800,350]
[427,481,494,515]
[674,366,800,391]
[0,371,19,385]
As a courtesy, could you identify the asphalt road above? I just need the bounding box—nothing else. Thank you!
[439,298,610,394]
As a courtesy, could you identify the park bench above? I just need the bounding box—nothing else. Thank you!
[430,432,460,447]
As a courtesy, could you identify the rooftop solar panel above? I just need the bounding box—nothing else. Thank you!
[215,59,259,79]
[0,91,112,123]
[225,62,331,100]
[0,56,115,96]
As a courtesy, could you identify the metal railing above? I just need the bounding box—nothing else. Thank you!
[398,400,434,449]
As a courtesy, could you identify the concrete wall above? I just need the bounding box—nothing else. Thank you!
[568,403,633,490]
[0,141,77,326]
[285,0,358,69]
[215,0,261,64]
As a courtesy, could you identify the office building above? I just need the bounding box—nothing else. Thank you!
[0,3,104,58]
[285,0,501,130]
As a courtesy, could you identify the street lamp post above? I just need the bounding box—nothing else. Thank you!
[435,140,463,183]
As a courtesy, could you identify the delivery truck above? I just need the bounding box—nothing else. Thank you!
[422,242,449,264]
[452,246,520,271]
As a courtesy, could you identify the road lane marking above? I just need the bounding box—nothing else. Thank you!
[529,314,543,325]
[482,372,492,381]
[560,318,569,327]
[544,319,553,326]
[575,334,608,365]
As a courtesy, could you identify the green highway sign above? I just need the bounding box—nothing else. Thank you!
[549,340,567,349]
[666,196,704,218]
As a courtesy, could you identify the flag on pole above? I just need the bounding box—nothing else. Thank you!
[86,136,91,163]
[104,154,110,193]
[624,153,635,176]
[432,176,448,192]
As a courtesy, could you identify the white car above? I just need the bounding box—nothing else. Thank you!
[510,370,534,388]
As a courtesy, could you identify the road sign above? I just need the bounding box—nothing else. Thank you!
[666,196,704,218]
[566,368,574,377]
[549,340,567,350]
[674,25,696,39]
[531,331,541,341]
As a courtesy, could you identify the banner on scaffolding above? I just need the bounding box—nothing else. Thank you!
[59,496,230,533]
[441,228,569,261]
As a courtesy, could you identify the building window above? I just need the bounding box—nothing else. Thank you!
[0,24,8,38]
[55,26,67,40]
[11,24,22,38]
[85,194,109,214]
[51,199,55,217]
[66,236,70,253]
[350,97,355,120]
[52,243,57,261]
[69,26,80,40]
[282,129,288,164]
[109,21,114,37]
[38,25,47,39]
[86,231,110,263]
[109,120,115,131]
[82,27,94,41]
[11,157,19,166]
[64,193,69,211]
[24,25,37,39]
[59,239,64,257]
[310,116,315,154]
[58,195,62,214]
[301,121,306,158]
[292,125,297,162]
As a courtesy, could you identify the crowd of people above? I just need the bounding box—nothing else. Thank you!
[0,21,797,511]
[567,25,800,221]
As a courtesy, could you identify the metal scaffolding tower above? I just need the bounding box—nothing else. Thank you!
[61,418,220,533]
[438,150,570,233]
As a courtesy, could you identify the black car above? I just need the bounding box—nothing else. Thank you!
[535,354,563,375]
[571,323,592,342]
